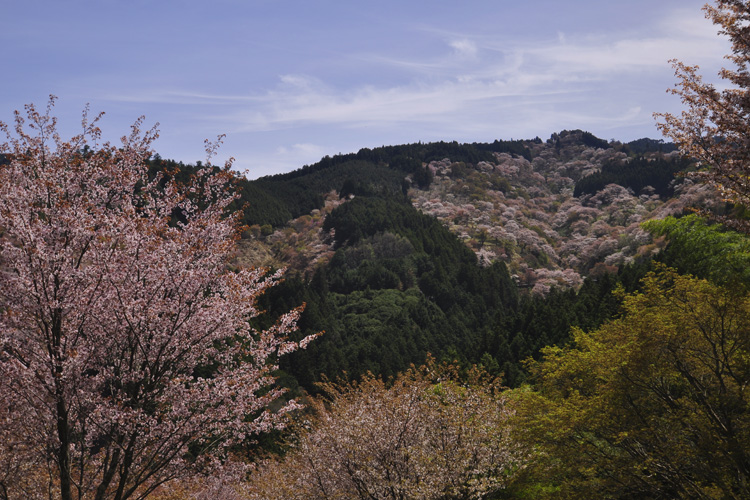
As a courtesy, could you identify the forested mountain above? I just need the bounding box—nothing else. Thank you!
[231,130,717,289]
[147,130,722,391]
[233,123,749,498]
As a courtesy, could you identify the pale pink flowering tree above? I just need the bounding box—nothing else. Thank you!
[0,99,316,500]
[655,1,750,220]
[246,361,528,499]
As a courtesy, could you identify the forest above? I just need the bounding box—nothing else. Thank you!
[2,1,750,499]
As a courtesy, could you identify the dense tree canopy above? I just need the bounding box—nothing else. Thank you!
[573,156,691,199]
[252,195,524,391]
[518,266,750,499]
[645,214,750,288]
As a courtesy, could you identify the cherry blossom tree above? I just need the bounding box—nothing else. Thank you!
[246,361,528,499]
[0,98,316,500]
[656,0,750,229]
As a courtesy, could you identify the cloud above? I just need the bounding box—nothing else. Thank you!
[89,2,730,169]
[449,39,478,59]
[243,5,723,134]
[545,7,720,71]
[276,142,326,158]
[278,74,326,91]
[96,89,257,105]
[235,79,535,133]
[528,32,727,77]
[241,142,329,178]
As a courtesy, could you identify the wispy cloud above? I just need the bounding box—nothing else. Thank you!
[525,12,727,77]
[98,89,259,105]
[218,5,727,138]
[449,39,479,60]
[74,2,729,175]
[241,142,328,177]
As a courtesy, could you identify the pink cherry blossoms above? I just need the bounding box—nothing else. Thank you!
[245,361,528,499]
[0,98,316,500]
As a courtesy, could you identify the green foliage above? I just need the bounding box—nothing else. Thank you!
[494,261,649,386]
[490,175,512,193]
[472,138,534,160]
[516,267,750,499]
[644,214,750,288]
[574,156,691,198]
[256,195,519,391]
[580,131,611,150]
[622,137,678,155]
[547,130,610,151]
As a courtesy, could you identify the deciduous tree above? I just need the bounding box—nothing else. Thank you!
[246,361,528,499]
[0,98,316,500]
[519,266,750,499]
[656,0,750,228]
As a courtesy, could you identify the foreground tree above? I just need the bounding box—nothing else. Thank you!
[519,266,750,499]
[0,99,316,500]
[655,0,750,228]
[246,361,528,499]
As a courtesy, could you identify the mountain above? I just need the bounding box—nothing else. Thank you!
[149,131,721,389]
[232,130,715,291]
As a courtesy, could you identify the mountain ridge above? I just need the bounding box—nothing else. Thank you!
[226,130,715,293]
[145,130,721,389]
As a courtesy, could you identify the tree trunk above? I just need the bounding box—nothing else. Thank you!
[53,306,73,500]
[56,386,73,500]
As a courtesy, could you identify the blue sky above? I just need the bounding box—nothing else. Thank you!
[2,0,729,178]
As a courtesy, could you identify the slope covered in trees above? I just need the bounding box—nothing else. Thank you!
[235,140,518,227]
[573,155,692,198]
[236,130,710,291]
[255,195,520,390]
[151,130,715,391]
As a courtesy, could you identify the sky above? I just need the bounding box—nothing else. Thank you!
[2,0,731,178]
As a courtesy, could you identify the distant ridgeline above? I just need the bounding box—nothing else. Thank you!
[145,133,682,228]
[239,139,534,227]
[142,132,693,389]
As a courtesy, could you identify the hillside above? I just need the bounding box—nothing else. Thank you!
[232,130,718,293]
[411,132,710,293]
[180,130,725,390]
